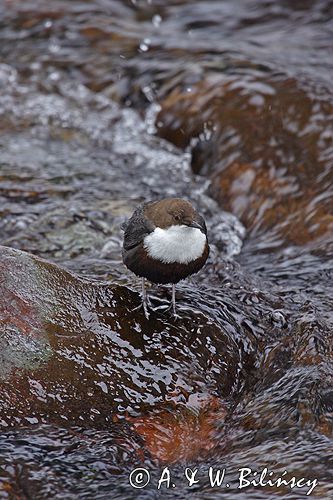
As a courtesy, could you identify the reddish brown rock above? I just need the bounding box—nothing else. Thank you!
[156,75,333,246]
[210,161,333,245]
[0,245,237,449]
[129,395,227,463]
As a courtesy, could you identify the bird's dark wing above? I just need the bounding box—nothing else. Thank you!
[122,204,155,250]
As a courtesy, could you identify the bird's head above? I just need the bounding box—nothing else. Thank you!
[145,198,207,234]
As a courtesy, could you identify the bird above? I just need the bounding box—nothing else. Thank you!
[122,198,209,318]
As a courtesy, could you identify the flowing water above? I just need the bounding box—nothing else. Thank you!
[0,1,333,498]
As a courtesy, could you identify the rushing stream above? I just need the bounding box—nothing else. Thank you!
[0,1,333,498]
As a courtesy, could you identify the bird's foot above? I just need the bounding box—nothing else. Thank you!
[132,284,180,319]
[170,307,181,319]
[155,300,180,318]
[131,300,151,319]
[147,295,170,312]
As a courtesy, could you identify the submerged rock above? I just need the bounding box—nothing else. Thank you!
[156,74,333,249]
[0,245,243,452]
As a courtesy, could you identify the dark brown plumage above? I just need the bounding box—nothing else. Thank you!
[122,198,209,317]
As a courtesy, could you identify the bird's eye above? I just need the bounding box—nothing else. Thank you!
[174,215,180,221]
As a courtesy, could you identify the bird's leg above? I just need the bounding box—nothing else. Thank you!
[171,284,181,318]
[171,283,177,315]
[141,277,150,319]
[157,284,179,316]
[132,277,150,318]
[132,280,179,319]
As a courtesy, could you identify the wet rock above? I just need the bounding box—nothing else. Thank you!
[0,71,248,279]
[225,309,333,445]
[130,395,227,463]
[0,246,243,439]
[210,161,333,247]
[156,74,333,248]
[0,424,152,498]
[1,0,333,494]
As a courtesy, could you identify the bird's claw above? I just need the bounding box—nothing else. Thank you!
[131,301,150,319]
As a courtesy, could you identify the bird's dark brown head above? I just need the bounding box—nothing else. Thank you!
[144,198,206,233]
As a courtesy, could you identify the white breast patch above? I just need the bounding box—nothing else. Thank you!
[143,225,206,264]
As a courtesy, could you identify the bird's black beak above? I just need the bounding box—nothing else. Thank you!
[187,220,204,231]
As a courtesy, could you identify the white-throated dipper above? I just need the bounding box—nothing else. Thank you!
[122,198,209,317]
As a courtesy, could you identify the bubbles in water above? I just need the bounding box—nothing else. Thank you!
[139,38,151,52]
[152,14,162,28]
